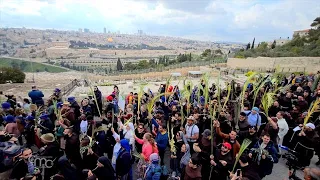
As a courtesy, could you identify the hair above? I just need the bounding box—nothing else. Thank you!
[138,123,144,128]
[144,133,156,147]
[23,98,30,104]
[277,111,285,117]
[66,127,74,134]
[160,124,167,130]
[190,155,201,166]
[263,134,271,138]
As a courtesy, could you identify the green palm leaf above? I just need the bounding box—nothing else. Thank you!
[232,139,252,172]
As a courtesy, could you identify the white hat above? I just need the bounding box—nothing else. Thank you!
[187,116,195,121]
[305,123,315,130]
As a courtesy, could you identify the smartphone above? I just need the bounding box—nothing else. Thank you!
[236,169,241,177]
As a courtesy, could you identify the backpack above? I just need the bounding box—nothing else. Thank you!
[150,164,162,180]
[0,143,23,172]
[247,112,260,127]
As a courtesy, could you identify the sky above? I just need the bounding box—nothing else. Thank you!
[0,0,319,43]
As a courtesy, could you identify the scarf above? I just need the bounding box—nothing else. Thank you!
[180,143,191,168]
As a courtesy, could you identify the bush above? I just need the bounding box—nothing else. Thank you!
[0,67,26,83]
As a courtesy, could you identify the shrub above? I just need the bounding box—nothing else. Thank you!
[0,67,26,83]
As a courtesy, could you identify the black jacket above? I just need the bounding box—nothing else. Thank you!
[116,149,131,176]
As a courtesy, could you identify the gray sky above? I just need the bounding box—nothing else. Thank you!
[1,0,319,43]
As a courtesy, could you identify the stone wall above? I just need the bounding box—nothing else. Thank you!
[227,57,320,73]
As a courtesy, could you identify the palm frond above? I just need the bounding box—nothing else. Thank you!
[147,92,171,114]
[261,92,275,117]
[138,84,145,113]
[303,99,320,125]
[217,70,221,110]
[222,84,231,110]
[164,76,172,102]
[89,86,101,117]
[132,151,144,161]
[241,72,258,108]
[232,139,252,172]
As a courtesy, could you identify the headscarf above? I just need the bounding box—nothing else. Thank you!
[149,153,159,164]
[120,139,131,152]
[57,156,78,180]
[180,143,191,168]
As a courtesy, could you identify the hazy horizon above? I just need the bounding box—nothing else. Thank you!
[1,0,319,43]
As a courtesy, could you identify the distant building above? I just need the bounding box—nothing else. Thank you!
[138,30,143,36]
[50,41,69,48]
[293,29,310,38]
[104,27,106,34]
[79,28,82,33]
[84,28,90,33]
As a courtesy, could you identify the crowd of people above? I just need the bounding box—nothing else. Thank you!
[0,71,320,180]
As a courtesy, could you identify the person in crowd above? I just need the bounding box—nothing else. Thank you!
[52,88,62,102]
[237,112,251,143]
[244,107,262,131]
[135,123,146,154]
[67,96,81,120]
[215,120,240,157]
[152,120,169,165]
[145,153,162,180]
[93,86,103,115]
[210,142,234,180]
[116,139,132,180]
[184,155,202,180]
[184,116,199,155]
[87,156,116,180]
[249,134,278,178]
[10,148,39,180]
[4,115,20,137]
[28,86,44,107]
[276,111,289,154]
[180,143,191,179]
[63,127,82,168]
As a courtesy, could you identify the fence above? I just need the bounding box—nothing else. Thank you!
[61,79,80,96]
[99,56,228,76]
[230,66,306,75]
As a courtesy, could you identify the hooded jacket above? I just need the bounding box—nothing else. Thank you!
[92,156,116,180]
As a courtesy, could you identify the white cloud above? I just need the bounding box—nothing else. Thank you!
[0,0,49,16]
[0,0,319,42]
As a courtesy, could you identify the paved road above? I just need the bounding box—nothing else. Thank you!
[132,148,319,180]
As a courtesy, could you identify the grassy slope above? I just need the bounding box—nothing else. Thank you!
[0,58,68,73]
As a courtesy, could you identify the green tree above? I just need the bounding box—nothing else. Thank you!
[0,67,26,83]
[116,57,123,71]
[271,40,276,49]
[246,43,251,50]
[251,38,255,49]
[201,49,211,57]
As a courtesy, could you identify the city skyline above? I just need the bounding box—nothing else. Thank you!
[0,0,319,43]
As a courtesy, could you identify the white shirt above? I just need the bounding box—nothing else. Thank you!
[80,120,88,134]
[185,124,199,142]
[277,118,289,139]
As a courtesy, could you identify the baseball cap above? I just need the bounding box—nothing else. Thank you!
[222,142,232,150]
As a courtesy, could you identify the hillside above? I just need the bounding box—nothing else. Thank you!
[235,17,320,58]
[0,57,68,73]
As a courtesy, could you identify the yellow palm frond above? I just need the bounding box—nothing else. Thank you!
[303,99,320,125]
[222,84,231,110]
[232,139,252,172]
[241,72,258,107]
[261,92,275,117]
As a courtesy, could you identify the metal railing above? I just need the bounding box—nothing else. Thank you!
[61,79,79,96]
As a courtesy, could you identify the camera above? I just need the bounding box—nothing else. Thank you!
[279,145,300,179]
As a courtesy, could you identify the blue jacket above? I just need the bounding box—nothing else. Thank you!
[155,131,169,151]
[250,140,278,176]
[28,90,44,105]
[145,163,161,180]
